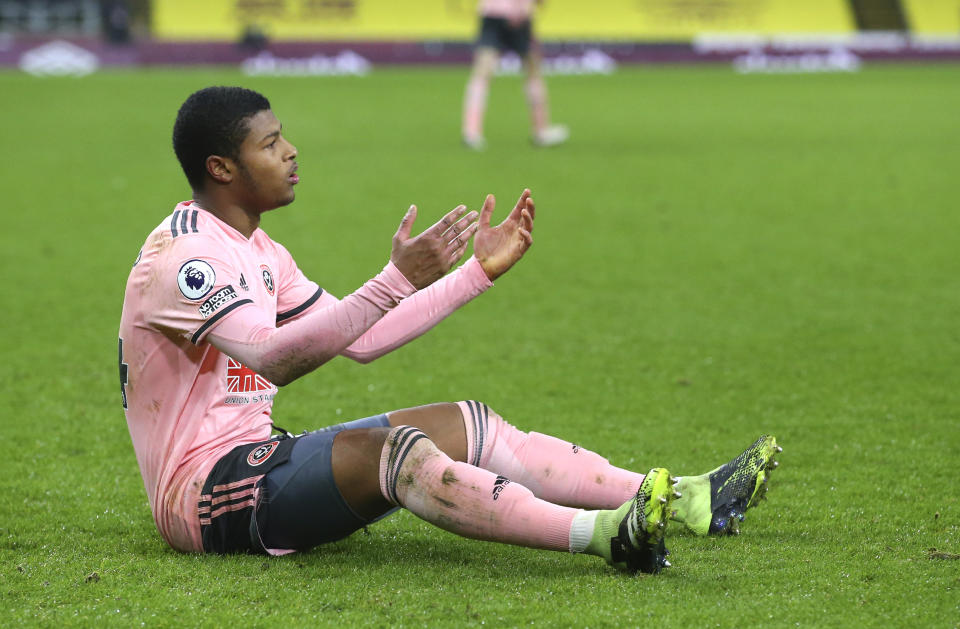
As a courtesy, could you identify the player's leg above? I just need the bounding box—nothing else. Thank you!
[251,411,584,552]
[398,401,781,537]
[253,405,578,553]
[462,45,498,149]
[255,411,673,573]
[522,43,549,137]
[521,40,568,147]
[387,401,646,509]
[371,424,677,573]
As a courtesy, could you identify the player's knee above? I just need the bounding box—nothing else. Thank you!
[379,425,444,505]
[471,68,493,83]
[457,399,506,466]
[382,424,446,459]
[473,54,498,79]
[381,424,441,468]
[427,402,475,435]
[458,399,498,422]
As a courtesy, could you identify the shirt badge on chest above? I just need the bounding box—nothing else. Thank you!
[260,264,275,296]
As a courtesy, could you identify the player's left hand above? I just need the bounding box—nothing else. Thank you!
[474,189,535,281]
[391,204,480,290]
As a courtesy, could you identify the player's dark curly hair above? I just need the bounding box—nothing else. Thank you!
[172,86,271,192]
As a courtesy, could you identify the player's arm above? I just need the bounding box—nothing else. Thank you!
[206,205,478,386]
[276,254,492,365]
[205,261,412,386]
[339,255,491,363]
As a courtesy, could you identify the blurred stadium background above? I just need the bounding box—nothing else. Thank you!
[2,0,960,73]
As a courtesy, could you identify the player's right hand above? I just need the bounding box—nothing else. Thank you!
[473,189,535,281]
[391,204,479,290]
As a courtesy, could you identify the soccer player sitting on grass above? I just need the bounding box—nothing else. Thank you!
[118,86,781,574]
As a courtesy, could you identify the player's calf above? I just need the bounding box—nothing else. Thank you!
[456,400,643,508]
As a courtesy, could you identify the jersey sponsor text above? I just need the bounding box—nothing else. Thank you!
[198,285,239,319]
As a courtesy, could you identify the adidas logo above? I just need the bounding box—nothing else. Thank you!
[492,475,511,501]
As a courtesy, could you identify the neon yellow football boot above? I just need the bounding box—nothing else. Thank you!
[672,435,781,535]
[586,468,679,573]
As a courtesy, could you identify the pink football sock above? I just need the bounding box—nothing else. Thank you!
[379,426,577,551]
[462,75,489,139]
[457,400,644,509]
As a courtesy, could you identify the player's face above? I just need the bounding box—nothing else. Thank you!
[233,110,299,213]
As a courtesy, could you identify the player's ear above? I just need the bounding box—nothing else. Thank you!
[205,155,234,184]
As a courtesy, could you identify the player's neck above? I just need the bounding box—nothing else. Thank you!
[193,196,260,239]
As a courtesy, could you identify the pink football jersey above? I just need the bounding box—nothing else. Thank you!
[118,201,321,551]
[480,0,536,21]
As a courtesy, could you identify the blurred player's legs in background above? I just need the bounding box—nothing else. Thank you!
[523,46,569,147]
[462,47,498,149]
[462,14,568,149]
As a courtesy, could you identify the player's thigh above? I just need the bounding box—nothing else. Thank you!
[471,47,500,80]
[507,19,534,58]
[330,426,396,520]
[255,415,393,552]
[523,44,543,77]
[477,16,508,52]
[387,402,467,463]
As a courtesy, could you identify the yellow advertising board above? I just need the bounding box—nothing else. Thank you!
[902,0,960,33]
[153,0,855,42]
[541,0,854,39]
[153,0,473,41]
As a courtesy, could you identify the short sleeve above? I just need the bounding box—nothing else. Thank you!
[144,236,256,346]
[272,241,324,326]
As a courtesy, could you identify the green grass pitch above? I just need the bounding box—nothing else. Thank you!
[1,63,958,626]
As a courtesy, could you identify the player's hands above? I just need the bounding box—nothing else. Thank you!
[391,204,479,290]
[473,189,535,281]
